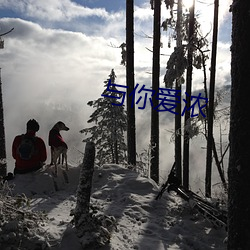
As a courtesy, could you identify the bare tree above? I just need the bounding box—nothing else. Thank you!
[205,0,219,197]
[228,0,250,248]
[183,0,195,189]
[126,0,136,166]
[175,0,183,184]
[150,0,161,184]
[0,28,14,177]
[74,142,116,248]
[74,142,96,225]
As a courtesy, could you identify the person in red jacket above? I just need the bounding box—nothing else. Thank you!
[12,119,47,174]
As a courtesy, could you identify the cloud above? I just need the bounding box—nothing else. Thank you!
[0,0,109,21]
[194,0,232,38]
[0,17,126,169]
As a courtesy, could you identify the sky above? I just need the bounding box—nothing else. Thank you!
[0,0,232,190]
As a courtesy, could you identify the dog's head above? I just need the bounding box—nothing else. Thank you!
[53,121,69,131]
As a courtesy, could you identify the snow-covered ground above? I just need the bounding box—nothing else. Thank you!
[1,164,227,250]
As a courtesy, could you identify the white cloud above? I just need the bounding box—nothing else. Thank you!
[0,0,109,21]
[134,4,153,21]
[0,17,126,169]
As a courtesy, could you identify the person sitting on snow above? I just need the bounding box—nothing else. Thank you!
[12,119,47,174]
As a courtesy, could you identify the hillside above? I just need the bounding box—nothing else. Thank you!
[0,164,227,250]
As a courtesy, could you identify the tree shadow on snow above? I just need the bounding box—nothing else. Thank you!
[91,164,173,250]
[91,164,226,250]
[135,190,227,250]
[8,165,81,215]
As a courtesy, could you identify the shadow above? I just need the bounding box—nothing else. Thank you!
[8,165,81,215]
[126,180,173,250]
[135,190,227,250]
[91,164,226,250]
[91,164,178,249]
[90,164,142,249]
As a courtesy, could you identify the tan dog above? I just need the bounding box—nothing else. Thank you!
[48,121,69,176]
[52,146,68,176]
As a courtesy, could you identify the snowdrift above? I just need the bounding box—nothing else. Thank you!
[0,164,227,250]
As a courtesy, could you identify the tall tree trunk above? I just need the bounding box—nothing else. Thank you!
[183,0,195,190]
[150,0,161,184]
[205,0,219,197]
[175,0,183,183]
[228,0,250,248]
[126,0,136,166]
[0,69,7,177]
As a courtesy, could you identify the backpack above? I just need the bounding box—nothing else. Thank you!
[17,135,37,160]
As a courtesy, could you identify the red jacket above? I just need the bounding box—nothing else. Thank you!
[12,131,47,171]
[48,128,68,149]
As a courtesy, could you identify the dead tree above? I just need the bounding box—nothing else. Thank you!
[205,0,219,198]
[74,142,96,225]
[0,69,6,177]
[183,0,195,190]
[74,142,116,248]
[0,28,14,177]
[175,0,183,184]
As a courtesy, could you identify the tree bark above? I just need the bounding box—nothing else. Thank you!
[74,142,95,227]
[183,0,195,190]
[175,0,183,184]
[150,0,161,184]
[228,0,250,249]
[126,0,136,166]
[74,142,116,248]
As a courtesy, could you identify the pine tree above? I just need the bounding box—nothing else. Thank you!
[80,69,127,166]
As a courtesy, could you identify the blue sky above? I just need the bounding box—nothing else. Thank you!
[0,0,232,184]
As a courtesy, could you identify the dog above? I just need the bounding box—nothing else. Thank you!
[48,121,69,176]
[52,146,68,175]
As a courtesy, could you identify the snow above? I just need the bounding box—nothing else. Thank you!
[2,164,227,250]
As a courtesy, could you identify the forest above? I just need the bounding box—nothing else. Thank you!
[0,0,249,249]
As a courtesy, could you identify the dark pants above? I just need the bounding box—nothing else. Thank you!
[14,165,43,175]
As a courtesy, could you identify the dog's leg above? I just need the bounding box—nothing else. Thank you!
[61,150,69,183]
[57,154,61,164]
[54,163,58,177]
[52,149,60,177]
[50,147,54,165]
[61,152,65,166]
[65,152,68,171]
